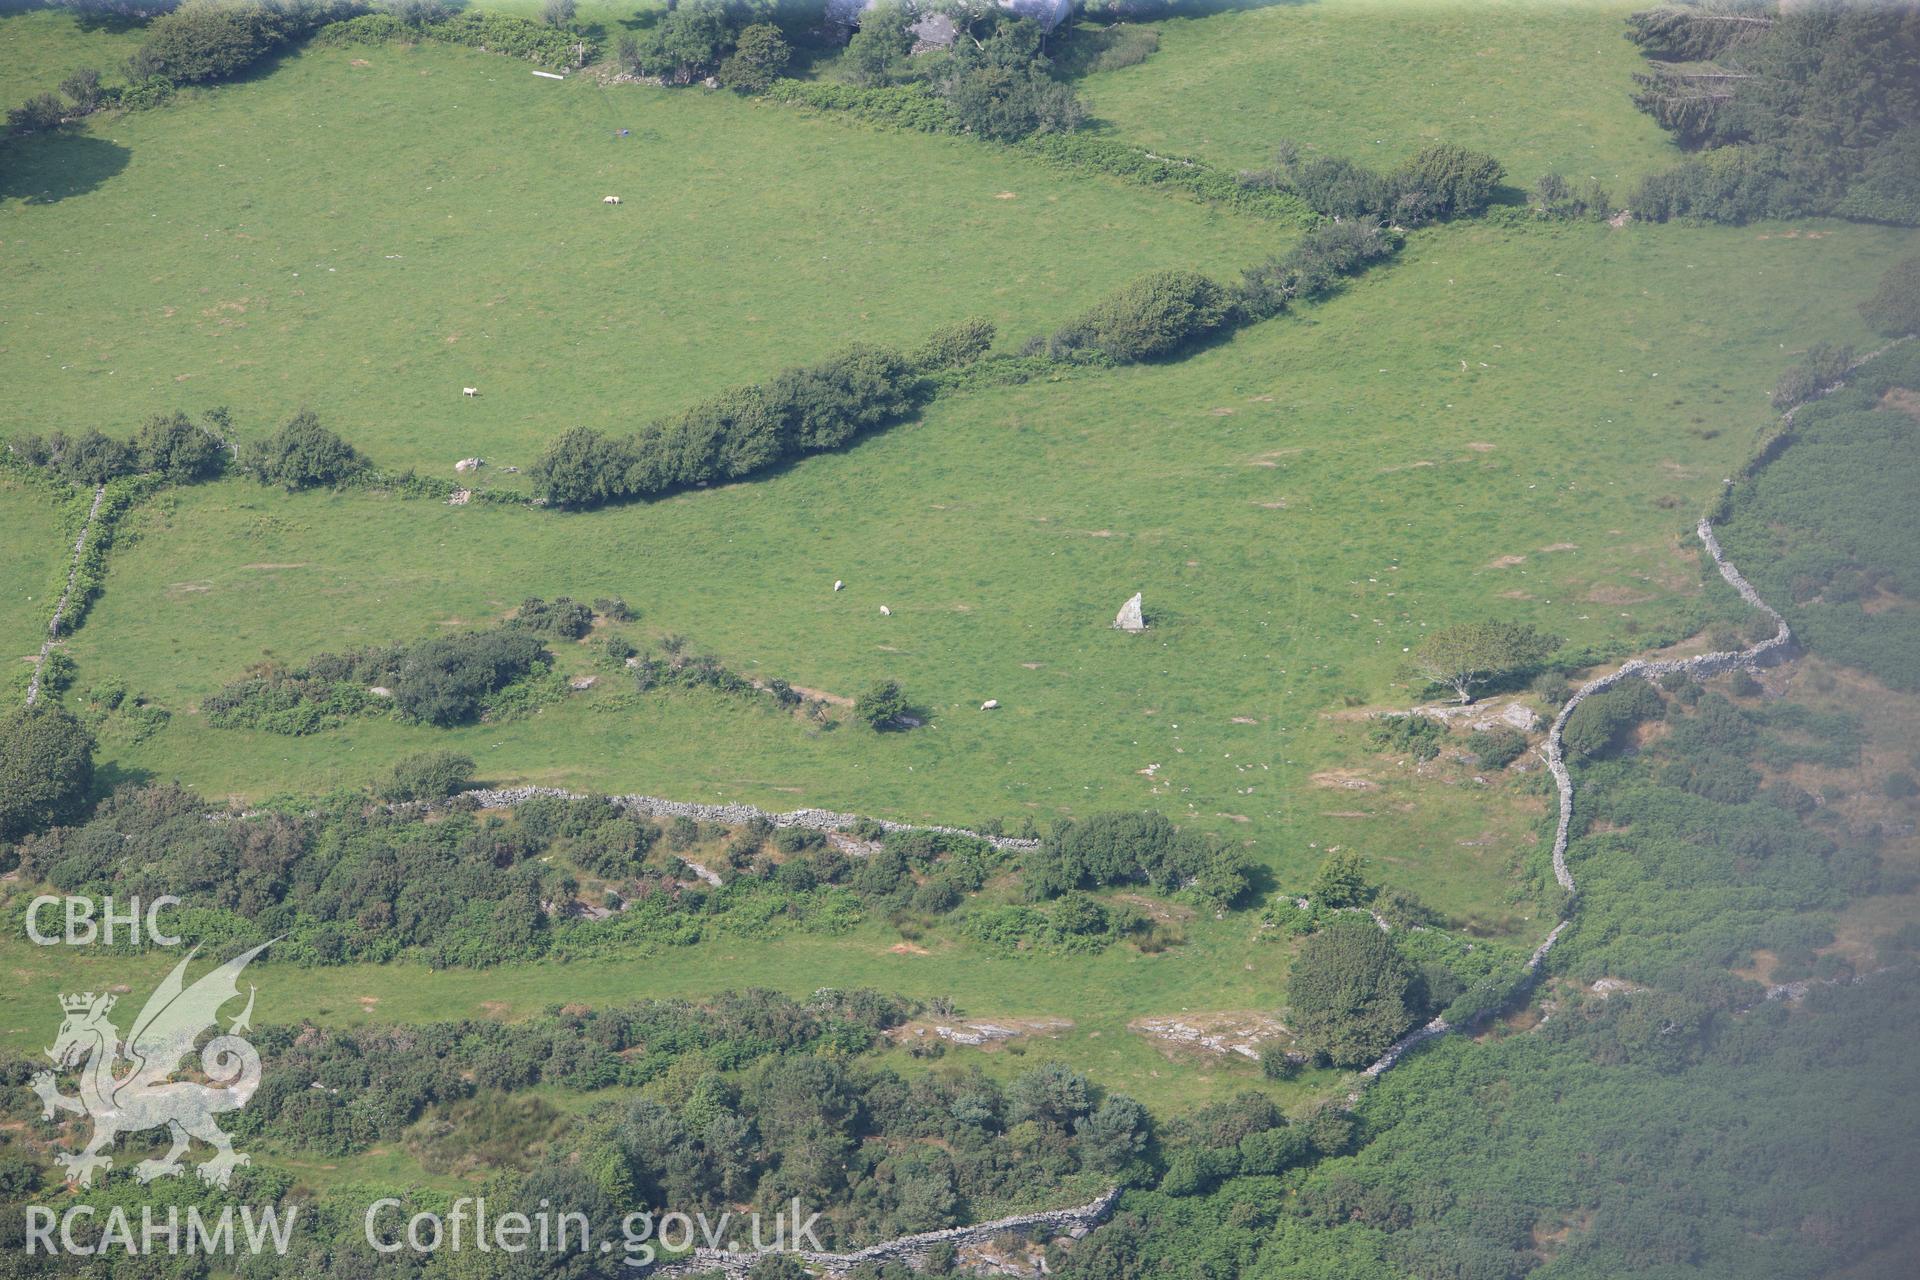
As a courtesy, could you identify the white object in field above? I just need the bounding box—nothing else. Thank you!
[603,195,621,204]
[879,605,892,616]
[1114,593,1146,632]
[833,580,844,591]
[980,699,999,711]
[532,70,565,80]
[462,387,477,397]
[454,457,482,473]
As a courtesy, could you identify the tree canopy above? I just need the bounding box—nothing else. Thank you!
[1286,915,1419,1068]
[1411,621,1558,703]
[0,701,96,842]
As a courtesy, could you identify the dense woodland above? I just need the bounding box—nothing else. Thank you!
[1626,0,1920,223]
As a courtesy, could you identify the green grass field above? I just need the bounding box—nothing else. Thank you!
[51,217,1915,891]
[0,37,1275,475]
[1072,0,1680,188]
[0,477,63,675]
[3,1,1918,1151]
[0,7,147,105]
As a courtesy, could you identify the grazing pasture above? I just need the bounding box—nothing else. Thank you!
[51,214,1917,913]
[3,1,1917,1151]
[1072,0,1679,188]
[0,38,1270,475]
[0,478,65,671]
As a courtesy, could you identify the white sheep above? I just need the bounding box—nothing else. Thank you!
[833,580,844,591]
[603,196,622,205]
[462,387,477,398]
[879,605,892,616]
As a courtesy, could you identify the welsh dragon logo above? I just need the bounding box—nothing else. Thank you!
[31,943,271,1189]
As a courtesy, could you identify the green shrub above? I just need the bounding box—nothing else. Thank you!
[1368,714,1447,762]
[140,0,349,86]
[855,680,909,731]
[1772,343,1855,410]
[396,629,550,727]
[382,750,476,802]
[913,317,996,371]
[514,596,594,640]
[1561,680,1664,758]
[533,344,927,507]
[7,92,68,136]
[718,22,788,93]
[1238,218,1397,316]
[0,702,96,841]
[243,409,366,489]
[1468,726,1530,769]
[135,409,227,482]
[1045,269,1231,363]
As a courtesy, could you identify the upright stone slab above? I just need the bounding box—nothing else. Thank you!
[1114,593,1146,632]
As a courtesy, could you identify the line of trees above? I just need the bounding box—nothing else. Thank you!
[530,323,990,508]
[1238,140,1509,227]
[8,408,228,486]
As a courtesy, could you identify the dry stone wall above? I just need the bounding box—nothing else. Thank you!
[1353,440,1808,1085]
[645,1188,1120,1278]
[459,786,1040,853]
[24,485,105,707]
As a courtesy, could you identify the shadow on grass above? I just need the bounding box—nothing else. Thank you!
[94,760,156,799]
[0,131,130,204]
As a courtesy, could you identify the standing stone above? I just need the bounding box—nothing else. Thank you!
[1114,592,1146,632]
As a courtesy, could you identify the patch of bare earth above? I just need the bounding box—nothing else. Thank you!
[1312,769,1376,790]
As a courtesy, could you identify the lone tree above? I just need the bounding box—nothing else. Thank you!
[855,680,910,731]
[0,702,96,841]
[1411,621,1558,703]
[1287,914,1418,1069]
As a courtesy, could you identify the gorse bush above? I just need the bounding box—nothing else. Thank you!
[318,7,591,68]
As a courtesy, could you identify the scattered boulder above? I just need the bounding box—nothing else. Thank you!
[569,675,598,691]
[447,489,472,506]
[369,686,393,698]
[1114,592,1146,632]
[454,457,483,473]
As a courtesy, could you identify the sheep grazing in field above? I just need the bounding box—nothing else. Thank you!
[879,605,892,616]
[834,580,844,591]
[462,386,477,398]
[603,195,621,205]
